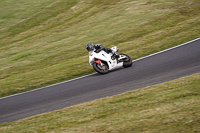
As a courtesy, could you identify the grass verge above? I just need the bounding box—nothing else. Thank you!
[0,73,199,132]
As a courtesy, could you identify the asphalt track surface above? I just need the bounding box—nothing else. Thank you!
[0,38,200,124]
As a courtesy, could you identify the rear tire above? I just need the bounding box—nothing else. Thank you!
[93,62,109,74]
[120,54,133,67]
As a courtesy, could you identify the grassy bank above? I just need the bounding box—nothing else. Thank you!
[0,73,199,132]
[0,0,200,97]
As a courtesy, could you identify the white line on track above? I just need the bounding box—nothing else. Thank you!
[1,37,200,100]
[133,37,200,62]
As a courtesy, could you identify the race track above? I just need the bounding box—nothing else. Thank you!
[0,38,200,124]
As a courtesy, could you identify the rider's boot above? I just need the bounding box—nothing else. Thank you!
[111,53,120,62]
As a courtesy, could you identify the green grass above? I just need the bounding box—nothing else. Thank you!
[0,0,200,97]
[0,73,199,132]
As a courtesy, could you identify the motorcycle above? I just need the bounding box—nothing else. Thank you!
[88,46,132,74]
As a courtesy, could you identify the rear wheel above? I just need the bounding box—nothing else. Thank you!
[93,62,109,74]
[119,54,133,67]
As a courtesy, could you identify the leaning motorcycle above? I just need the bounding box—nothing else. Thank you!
[88,46,132,74]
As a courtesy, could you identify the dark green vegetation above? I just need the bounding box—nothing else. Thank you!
[0,0,200,97]
[0,73,199,132]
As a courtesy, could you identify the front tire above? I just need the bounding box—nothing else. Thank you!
[93,62,109,74]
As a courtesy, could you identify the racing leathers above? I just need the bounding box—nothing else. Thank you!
[94,44,112,54]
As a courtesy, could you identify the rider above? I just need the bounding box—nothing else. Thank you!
[86,42,118,60]
[86,42,112,54]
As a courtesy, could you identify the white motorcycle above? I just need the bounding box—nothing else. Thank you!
[88,46,132,74]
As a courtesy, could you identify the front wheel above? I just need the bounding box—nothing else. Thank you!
[93,62,109,74]
[119,54,133,67]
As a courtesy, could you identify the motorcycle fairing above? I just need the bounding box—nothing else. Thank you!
[89,50,123,70]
